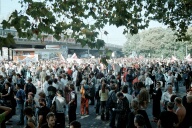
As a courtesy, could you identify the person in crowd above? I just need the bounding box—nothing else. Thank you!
[161,84,176,110]
[145,72,154,101]
[16,73,25,89]
[80,80,89,116]
[182,91,192,128]
[107,84,117,127]
[60,74,68,88]
[155,69,164,85]
[15,84,26,125]
[40,68,47,89]
[24,107,36,128]
[47,80,56,108]
[174,71,179,93]
[41,112,58,128]
[95,78,103,115]
[67,67,73,78]
[134,114,147,128]
[89,72,96,105]
[0,75,5,92]
[68,84,77,125]
[24,77,37,97]
[1,82,14,108]
[37,98,50,128]
[99,83,109,120]
[35,66,41,88]
[12,71,17,85]
[158,102,179,128]
[38,91,46,99]
[43,76,50,102]
[76,68,83,92]
[121,85,133,107]
[174,97,186,128]
[127,100,152,128]
[52,78,59,90]
[152,81,162,122]
[164,71,174,89]
[126,70,134,94]
[137,82,150,109]
[25,92,36,115]
[0,67,7,78]
[113,92,130,128]
[70,120,81,128]
[51,90,66,127]
[26,67,32,81]
[72,68,78,92]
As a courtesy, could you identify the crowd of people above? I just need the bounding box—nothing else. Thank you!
[0,58,192,128]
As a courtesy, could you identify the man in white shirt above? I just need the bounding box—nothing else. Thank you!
[161,84,176,110]
[52,90,66,127]
[72,68,78,92]
[164,71,174,89]
[61,74,68,88]
[42,76,50,101]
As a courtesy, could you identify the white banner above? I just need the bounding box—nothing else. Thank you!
[46,45,60,49]
[2,47,8,60]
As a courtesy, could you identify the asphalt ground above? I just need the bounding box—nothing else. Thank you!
[5,83,186,128]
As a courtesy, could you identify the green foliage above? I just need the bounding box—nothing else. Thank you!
[123,27,192,59]
[1,0,192,48]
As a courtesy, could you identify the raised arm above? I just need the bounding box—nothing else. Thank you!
[0,105,12,116]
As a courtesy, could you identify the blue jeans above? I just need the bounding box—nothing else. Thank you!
[47,97,53,108]
[127,82,133,95]
[17,103,24,123]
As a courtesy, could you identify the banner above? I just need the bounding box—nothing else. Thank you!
[46,45,60,49]
[2,47,8,60]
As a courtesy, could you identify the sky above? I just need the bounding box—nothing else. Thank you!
[0,0,165,46]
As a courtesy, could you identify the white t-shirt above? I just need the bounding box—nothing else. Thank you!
[52,96,66,113]
[99,89,109,101]
[123,93,133,107]
[43,81,49,96]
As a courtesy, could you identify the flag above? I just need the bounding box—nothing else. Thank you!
[171,55,178,62]
[186,54,191,60]
[71,53,78,59]
[60,54,65,61]
[185,54,192,61]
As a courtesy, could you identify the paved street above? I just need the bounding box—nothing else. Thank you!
[6,84,186,128]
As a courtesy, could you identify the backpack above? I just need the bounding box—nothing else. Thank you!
[26,83,36,95]
[106,91,116,109]
[84,86,91,99]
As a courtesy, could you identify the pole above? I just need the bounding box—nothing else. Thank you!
[186,45,188,57]
[174,46,175,56]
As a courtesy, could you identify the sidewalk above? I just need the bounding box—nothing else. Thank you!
[6,84,187,128]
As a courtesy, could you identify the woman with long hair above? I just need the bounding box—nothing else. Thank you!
[127,100,152,128]
[99,83,109,120]
[80,79,89,116]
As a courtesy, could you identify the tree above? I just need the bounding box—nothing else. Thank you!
[123,27,192,59]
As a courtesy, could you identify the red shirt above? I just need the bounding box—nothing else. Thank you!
[67,69,73,76]
[123,72,128,82]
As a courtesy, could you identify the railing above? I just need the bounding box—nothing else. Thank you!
[0,28,122,49]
